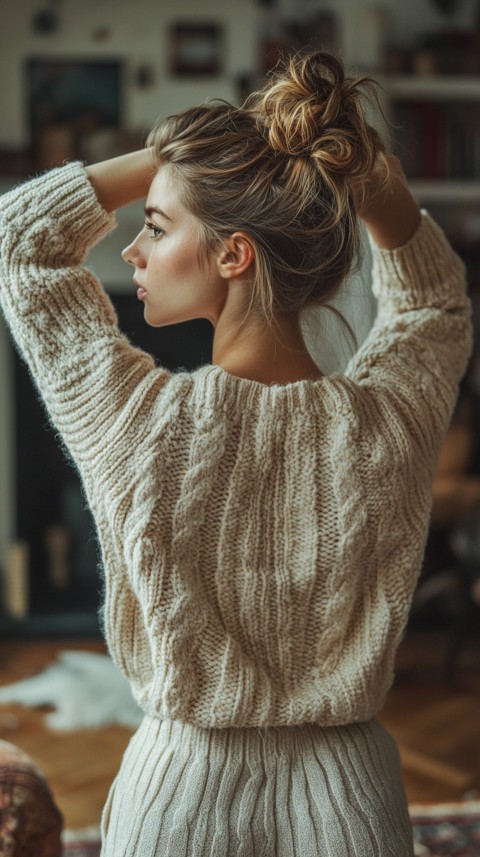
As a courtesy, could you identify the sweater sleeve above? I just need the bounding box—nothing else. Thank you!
[345,211,473,457]
[0,161,172,492]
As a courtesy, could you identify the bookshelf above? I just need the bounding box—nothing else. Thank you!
[383,75,480,203]
[386,76,480,100]
[408,181,480,204]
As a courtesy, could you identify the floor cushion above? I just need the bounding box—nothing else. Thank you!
[0,739,63,856]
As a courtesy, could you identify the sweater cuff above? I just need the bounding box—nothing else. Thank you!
[2,161,116,266]
[367,210,466,311]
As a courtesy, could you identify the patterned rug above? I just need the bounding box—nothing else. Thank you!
[62,826,101,856]
[410,801,480,856]
[62,802,480,857]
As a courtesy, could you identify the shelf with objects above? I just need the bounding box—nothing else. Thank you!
[381,72,480,305]
[378,74,480,348]
[381,74,480,206]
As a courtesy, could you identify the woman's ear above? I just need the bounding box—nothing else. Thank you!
[217,232,255,279]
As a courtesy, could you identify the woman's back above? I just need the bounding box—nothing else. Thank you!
[0,156,468,731]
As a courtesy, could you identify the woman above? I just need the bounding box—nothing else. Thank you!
[0,52,472,856]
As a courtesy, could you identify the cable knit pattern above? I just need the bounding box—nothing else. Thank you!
[0,161,473,730]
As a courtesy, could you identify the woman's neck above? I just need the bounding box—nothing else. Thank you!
[212,311,323,385]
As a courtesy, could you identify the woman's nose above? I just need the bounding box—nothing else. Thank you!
[122,234,143,267]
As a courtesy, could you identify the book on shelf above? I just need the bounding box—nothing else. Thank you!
[394,101,480,181]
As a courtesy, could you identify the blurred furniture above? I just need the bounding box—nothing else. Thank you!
[410,394,480,681]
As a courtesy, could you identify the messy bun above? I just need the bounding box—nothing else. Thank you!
[147,51,387,346]
[250,51,385,187]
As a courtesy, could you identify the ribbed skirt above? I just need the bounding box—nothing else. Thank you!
[100,716,414,857]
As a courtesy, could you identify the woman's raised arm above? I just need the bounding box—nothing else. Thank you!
[85,147,157,212]
[353,153,421,250]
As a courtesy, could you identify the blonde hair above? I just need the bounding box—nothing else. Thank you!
[147,51,387,346]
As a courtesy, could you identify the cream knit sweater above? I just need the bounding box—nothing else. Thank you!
[0,162,472,730]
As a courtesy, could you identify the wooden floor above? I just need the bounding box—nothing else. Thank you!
[0,629,479,830]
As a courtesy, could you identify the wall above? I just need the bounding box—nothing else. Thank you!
[1,0,478,148]
[0,0,259,149]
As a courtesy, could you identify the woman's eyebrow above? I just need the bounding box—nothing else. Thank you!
[144,205,172,222]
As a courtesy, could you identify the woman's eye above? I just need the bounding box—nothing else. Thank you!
[144,221,164,239]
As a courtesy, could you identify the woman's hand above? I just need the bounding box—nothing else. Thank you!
[351,153,422,250]
[86,148,157,213]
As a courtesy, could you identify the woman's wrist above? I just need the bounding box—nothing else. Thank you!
[85,148,157,212]
[354,153,422,250]
[361,189,421,250]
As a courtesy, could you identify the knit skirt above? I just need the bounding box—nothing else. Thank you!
[100,716,414,857]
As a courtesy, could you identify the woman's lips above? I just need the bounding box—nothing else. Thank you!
[134,279,147,300]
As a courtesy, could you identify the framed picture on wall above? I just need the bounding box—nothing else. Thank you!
[26,58,123,169]
[170,23,223,76]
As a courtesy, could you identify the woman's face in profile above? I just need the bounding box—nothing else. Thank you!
[122,165,226,328]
